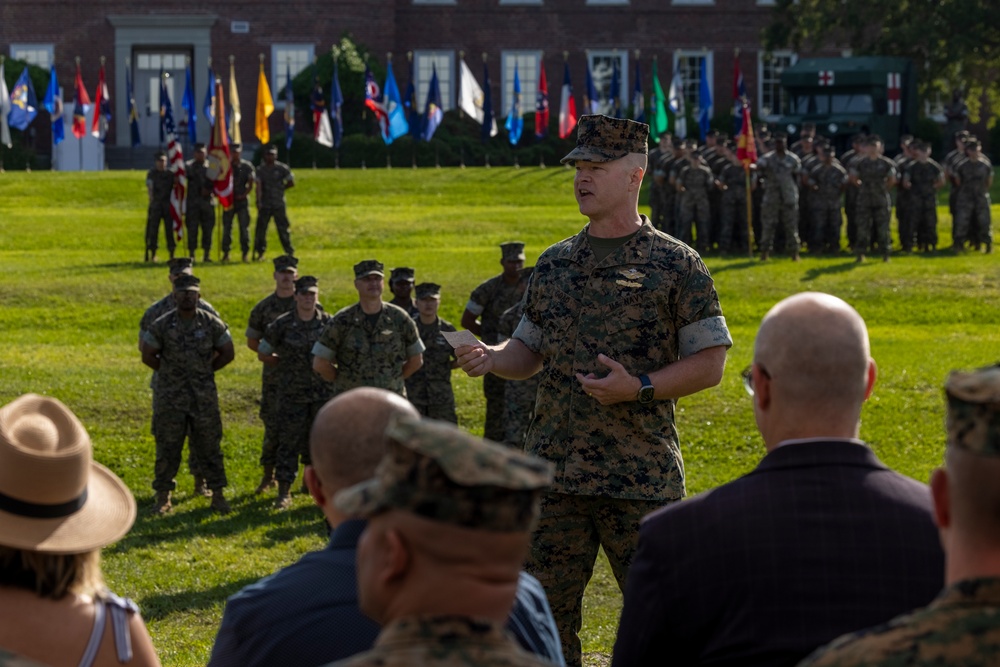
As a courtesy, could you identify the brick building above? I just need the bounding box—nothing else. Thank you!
[3,0,798,165]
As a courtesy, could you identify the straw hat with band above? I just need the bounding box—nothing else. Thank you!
[0,394,136,555]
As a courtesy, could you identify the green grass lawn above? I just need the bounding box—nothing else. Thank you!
[0,167,998,665]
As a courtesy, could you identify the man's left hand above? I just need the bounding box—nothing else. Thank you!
[575,354,641,406]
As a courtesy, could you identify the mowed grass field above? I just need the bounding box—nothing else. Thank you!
[0,167,998,665]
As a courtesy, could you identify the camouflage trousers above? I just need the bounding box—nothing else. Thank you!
[186,200,215,253]
[896,193,914,251]
[855,199,892,257]
[150,393,202,478]
[254,206,295,257]
[483,373,508,442]
[503,376,539,447]
[527,492,669,667]
[221,200,251,255]
[259,381,280,467]
[648,186,667,232]
[719,192,750,253]
[274,399,322,483]
[152,403,227,492]
[759,199,800,254]
[913,196,939,248]
[953,194,992,248]
[678,193,710,250]
[810,203,843,253]
[145,201,176,253]
[413,399,458,424]
[845,187,859,248]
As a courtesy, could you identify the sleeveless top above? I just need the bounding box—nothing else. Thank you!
[78,593,138,667]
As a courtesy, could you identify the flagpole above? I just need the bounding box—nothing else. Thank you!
[332,46,340,170]
[458,51,465,170]
[483,52,490,169]
[386,52,393,170]
[76,57,84,173]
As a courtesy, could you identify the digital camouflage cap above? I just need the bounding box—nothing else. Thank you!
[168,257,194,276]
[500,242,526,261]
[390,267,416,284]
[295,275,319,293]
[353,259,385,279]
[173,274,201,292]
[945,363,1000,457]
[334,415,553,532]
[561,114,649,165]
[415,282,442,300]
[273,255,299,272]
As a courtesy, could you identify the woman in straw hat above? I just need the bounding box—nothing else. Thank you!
[0,394,160,666]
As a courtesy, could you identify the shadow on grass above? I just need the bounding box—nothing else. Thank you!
[107,491,328,553]
[706,259,758,274]
[800,259,867,281]
[140,576,262,620]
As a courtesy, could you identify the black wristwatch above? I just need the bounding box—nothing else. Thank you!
[637,374,655,404]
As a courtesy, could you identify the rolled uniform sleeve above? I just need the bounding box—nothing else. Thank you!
[258,339,275,356]
[141,330,162,350]
[464,299,485,317]
[512,314,543,353]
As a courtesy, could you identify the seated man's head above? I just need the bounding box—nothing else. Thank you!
[335,417,552,624]
[749,292,875,445]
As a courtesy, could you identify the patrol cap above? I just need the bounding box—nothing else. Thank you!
[173,274,201,292]
[500,241,526,262]
[294,275,319,293]
[945,364,1000,457]
[335,416,553,532]
[193,142,206,152]
[154,151,166,161]
[273,255,299,272]
[390,267,416,284]
[354,259,385,279]
[231,143,242,151]
[561,114,649,165]
[266,145,279,155]
[415,282,442,300]
[168,257,194,276]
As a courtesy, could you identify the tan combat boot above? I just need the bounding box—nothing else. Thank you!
[210,489,231,515]
[255,465,276,494]
[274,482,293,511]
[152,491,172,515]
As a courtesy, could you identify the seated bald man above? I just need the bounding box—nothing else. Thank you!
[209,388,564,667]
[613,292,945,667]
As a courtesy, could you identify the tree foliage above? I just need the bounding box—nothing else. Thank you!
[763,0,1000,125]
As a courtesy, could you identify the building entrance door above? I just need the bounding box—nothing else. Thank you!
[132,50,192,147]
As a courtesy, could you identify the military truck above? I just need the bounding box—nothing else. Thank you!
[770,56,917,153]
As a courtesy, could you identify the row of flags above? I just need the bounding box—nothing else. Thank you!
[2,52,755,160]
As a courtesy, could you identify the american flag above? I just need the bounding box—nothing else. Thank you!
[161,78,186,241]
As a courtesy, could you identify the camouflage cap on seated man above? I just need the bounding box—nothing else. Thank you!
[335,416,553,532]
[168,257,194,276]
[500,241,526,262]
[353,259,384,279]
[390,266,416,284]
[273,255,299,272]
[415,282,442,300]
[561,114,649,165]
[945,363,1000,456]
[173,274,201,292]
[294,275,319,293]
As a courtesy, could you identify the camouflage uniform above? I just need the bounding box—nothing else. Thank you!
[405,316,458,424]
[718,161,750,253]
[140,289,219,480]
[222,157,256,258]
[498,301,539,447]
[185,157,215,256]
[904,159,944,250]
[247,292,297,468]
[675,159,715,251]
[952,155,993,250]
[801,365,1000,667]
[260,308,334,484]
[840,147,862,249]
[851,155,898,259]
[894,151,916,251]
[326,616,554,667]
[329,415,554,667]
[646,145,668,231]
[808,160,848,254]
[513,216,733,665]
[465,268,533,442]
[143,308,232,493]
[254,160,295,257]
[756,150,802,255]
[312,302,425,396]
[145,166,176,256]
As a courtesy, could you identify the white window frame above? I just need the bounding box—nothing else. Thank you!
[413,50,455,111]
[587,50,629,116]
[9,43,54,69]
[501,51,542,115]
[757,50,797,120]
[673,50,713,121]
[271,44,314,108]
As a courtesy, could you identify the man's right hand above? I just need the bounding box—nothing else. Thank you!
[456,344,494,377]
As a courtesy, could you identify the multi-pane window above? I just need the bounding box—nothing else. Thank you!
[414,50,454,111]
[758,50,796,119]
[136,52,189,111]
[587,50,628,116]
[9,44,54,69]
[673,51,713,119]
[501,51,541,115]
[272,44,314,106]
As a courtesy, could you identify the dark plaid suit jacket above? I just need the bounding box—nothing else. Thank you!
[612,440,945,667]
